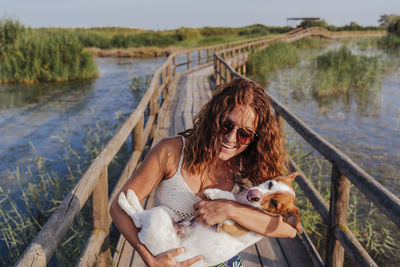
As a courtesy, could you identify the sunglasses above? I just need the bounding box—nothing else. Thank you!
[220,117,258,145]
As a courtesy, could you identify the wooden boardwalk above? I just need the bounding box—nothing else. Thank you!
[112,65,314,267]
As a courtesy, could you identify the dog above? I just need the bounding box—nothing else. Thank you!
[118,171,302,266]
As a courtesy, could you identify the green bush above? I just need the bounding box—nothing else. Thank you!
[0,18,98,84]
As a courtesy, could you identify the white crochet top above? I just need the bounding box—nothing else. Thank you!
[154,136,201,221]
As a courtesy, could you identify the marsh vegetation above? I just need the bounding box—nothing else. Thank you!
[0,19,99,84]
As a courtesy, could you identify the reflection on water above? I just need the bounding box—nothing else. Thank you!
[0,57,166,193]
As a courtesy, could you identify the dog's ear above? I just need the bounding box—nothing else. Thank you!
[283,206,302,233]
[283,171,300,182]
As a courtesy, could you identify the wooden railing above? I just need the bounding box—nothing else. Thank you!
[14,27,389,267]
[213,28,399,267]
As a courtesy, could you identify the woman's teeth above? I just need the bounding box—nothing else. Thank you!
[222,143,235,149]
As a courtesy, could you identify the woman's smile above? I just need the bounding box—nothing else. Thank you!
[217,105,257,161]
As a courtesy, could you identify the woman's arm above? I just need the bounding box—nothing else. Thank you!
[193,199,297,238]
[109,137,203,266]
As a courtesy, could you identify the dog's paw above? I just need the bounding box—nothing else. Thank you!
[118,192,134,216]
[126,189,143,213]
[204,189,235,201]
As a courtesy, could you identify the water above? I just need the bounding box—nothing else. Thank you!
[0,57,166,193]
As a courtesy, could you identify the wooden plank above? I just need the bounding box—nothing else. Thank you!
[173,76,187,135]
[241,244,262,267]
[116,238,134,267]
[182,72,193,130]
[277,236,314,267]
[256,237,288,267]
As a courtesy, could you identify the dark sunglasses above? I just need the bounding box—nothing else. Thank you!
[220,118,258,145]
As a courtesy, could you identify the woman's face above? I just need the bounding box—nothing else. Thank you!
[217,105,257,161]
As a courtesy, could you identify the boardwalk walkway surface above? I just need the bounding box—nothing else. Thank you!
[112,65,314,267]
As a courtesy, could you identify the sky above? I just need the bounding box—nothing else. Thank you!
[2,0,400,29]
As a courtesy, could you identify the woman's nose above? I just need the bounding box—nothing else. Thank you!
[225,128,237,143]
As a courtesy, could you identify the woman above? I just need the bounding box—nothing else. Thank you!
[110,78,297,267]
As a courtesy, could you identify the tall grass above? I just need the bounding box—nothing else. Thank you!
[247,42,299,85]
[311,47,380,103]
[0,18,99,84]
[378,33,400,50]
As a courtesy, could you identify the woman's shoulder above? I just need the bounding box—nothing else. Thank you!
[151,136,183,176]
[155,136,183,154]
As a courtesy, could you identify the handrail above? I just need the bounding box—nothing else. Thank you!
[213,27,395,267]
[14,27,387,267]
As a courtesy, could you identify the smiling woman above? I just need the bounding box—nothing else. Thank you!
[110,78,295,267]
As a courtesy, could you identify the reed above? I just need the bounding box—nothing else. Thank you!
[247,42,299,85]
[311,46,380,103]
[0,18,99,84]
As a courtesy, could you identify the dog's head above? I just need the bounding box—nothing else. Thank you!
[246,172,302,233]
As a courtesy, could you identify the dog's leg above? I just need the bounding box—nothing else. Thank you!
[203,188,235,201]
[118,192,143,228]
[218,221,249,237]
[126,189,144,213]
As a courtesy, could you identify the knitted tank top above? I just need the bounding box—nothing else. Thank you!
[154,136,201,221]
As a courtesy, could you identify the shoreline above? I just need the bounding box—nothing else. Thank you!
[85,46,181,59]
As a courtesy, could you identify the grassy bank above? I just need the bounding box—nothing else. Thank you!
[0,19,99,84]
[48,24,292,49]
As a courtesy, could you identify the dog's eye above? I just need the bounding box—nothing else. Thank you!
[270,199,277,209]
[268,181,273,189]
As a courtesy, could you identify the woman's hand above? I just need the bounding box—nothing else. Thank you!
[193,199,234,225]
[149,247,203,267]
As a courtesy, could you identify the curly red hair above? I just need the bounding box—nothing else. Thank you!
[179,78,288,186]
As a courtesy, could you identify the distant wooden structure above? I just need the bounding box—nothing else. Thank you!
[286,17,321,27]
[15,27,396,267]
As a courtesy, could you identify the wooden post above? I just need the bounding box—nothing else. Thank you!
[187,52,191,70]
[173,56,177,76]
[217,60,221,85]
[150,91,159,139]
[161,67,166,87]
[92,166,110,267]
[275,111,285,138]
[198,50,201,66]
[132,114,144,151]
[326,164,351,267]
[226,68,231,83]
[242,63,246,76]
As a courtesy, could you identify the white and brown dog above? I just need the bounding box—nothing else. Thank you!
[118,172,302,266]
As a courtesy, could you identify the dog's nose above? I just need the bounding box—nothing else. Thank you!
[247,189,262,203]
